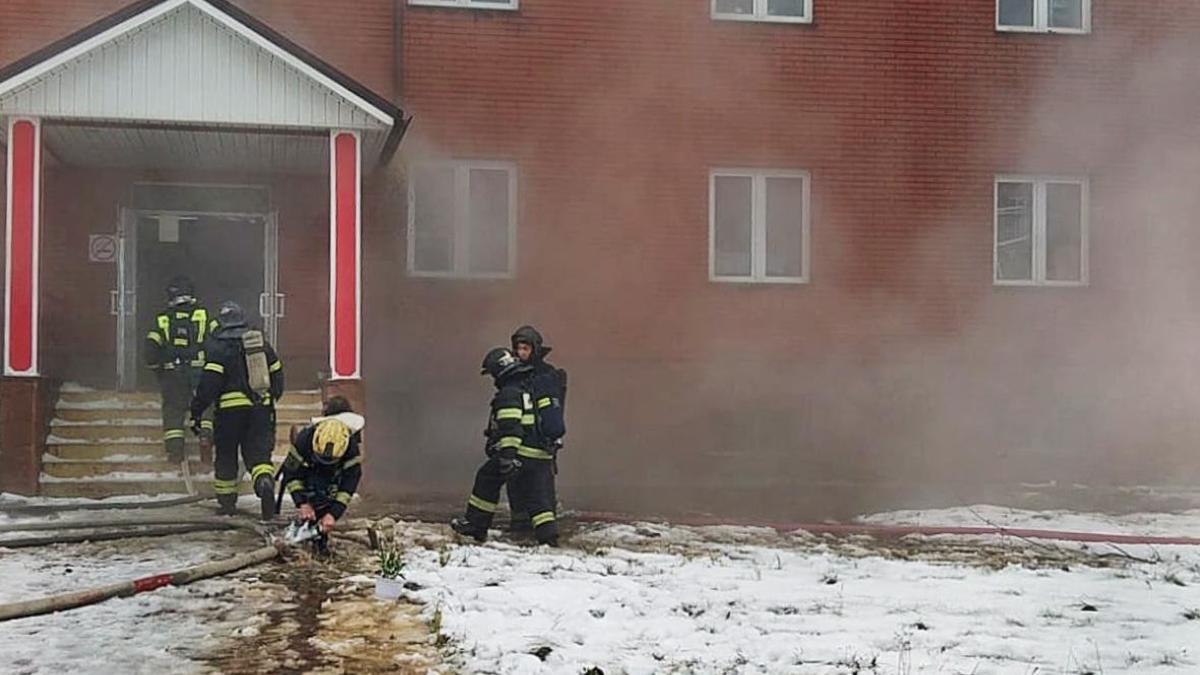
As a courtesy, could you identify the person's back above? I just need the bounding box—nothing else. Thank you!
[190,301,284,518]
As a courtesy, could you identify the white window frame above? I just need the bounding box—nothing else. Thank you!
[996,0,1091,34]
[709,168,811,284]
[711,0,813,25]
[408,0,518,11]
[407,160,518,280]
[993,174,1089,288]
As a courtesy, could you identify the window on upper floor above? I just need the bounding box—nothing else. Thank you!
[994,175,1088,286]
[712,0,812,24]
[408,161,517,279]
[997,0,1090,33]
[408,0,518,11]
[710,169,810,284]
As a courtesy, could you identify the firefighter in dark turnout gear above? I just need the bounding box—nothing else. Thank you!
[451,347,561,544]
[190,301,284,518]
[280,396,364,553]
[144,276,216,463]
[507,325,568,539]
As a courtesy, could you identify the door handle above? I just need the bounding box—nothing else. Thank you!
[258,292,269,318]
[110,290,119,316]
[275,293,286,318]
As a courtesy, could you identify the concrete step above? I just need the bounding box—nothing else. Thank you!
[57,390,161,405]
[47,440,292,460]
[40,479,253,498]
[49,424,161,442]
[55,409,317,424]
[41,459,212,479]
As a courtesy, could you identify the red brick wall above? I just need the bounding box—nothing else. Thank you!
[366,0,1200,502]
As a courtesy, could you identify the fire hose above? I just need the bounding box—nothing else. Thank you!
[0,516,280,623]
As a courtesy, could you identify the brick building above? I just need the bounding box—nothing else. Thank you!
[1,0,1198,514]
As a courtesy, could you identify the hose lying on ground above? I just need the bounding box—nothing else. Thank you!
[0,516,264,535]
[0,494,208,516]
[575,511,1200,546]
[0,543,282,622]
[0,524,235,549]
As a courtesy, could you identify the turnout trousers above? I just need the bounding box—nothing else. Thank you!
[159,367,212,462]
[212,405,276,507]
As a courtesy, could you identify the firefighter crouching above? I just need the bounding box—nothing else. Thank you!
[189,301,284,518]
[280,396,364,553]
[451,347,559,547]
[144,276,216,464]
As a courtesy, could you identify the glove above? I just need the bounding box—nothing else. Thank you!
[190,416,204,437]
[496,456,522,477]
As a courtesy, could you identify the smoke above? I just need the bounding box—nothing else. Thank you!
[363,4,1200,519]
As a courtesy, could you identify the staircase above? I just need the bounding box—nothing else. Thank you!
[40,387,324,498]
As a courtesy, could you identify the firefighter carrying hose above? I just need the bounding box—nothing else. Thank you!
[280,396,364,554]
[144,276,216,464]
[189,301,284,519]
[451,346,560,546]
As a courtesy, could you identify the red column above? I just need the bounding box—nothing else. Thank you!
[329,130,361,380]
[5,117,41,377]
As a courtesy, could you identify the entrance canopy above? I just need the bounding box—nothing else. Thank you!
[0,0,407,379]
[0,0,407,171]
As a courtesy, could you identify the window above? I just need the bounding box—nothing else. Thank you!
[408,161,516,279]
[408,0,517,10]
[994,176,1088,286]
[710,169,810,283]
[997,0,1090,33]
[712,0,812,24]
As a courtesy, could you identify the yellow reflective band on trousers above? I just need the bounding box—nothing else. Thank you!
[468,495,497,513]
[521,415,535,425]
[494,408,522,421]
[204,362,225,374]
[218,392,252,409]
[285,480,305,494]
[269,360,283,373]
[335,491,353,505]
[531,511,556,527]
[517,446,554,460]
[163,429,186,440]
[497,436,521,449]
[213,479,239,495]
[250,463,275,481]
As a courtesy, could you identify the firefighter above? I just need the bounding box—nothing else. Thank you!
[507,325,568,539]
[190,301,284,518]
[450,347,548,544]
[280,395,364,554]
[144,276,216,464]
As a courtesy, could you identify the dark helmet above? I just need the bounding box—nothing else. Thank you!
[165,276,196,307]
[511,325,552,361]
[480,347,530,381]
[215,301,247,330]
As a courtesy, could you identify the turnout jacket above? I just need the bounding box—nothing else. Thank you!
[190,329,284,418]
[144,303,217,370]
[488,374,556,461]
[282,413,364,519]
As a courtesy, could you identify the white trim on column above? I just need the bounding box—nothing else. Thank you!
[4,116,41,377]
[328,129,362,380]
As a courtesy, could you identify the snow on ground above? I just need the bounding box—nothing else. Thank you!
[398,512,1200,675]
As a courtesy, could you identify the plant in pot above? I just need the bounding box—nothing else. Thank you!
[375,542,406,600]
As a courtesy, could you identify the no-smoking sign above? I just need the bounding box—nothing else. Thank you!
[89,234,117,263]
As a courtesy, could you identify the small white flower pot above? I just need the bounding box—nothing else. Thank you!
[375,576,404,600]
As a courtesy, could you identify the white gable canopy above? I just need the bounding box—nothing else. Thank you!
[0,0,407,170]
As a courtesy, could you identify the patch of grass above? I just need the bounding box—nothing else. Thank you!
[376,543,405,579]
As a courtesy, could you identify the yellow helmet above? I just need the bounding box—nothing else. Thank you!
[312,419,351,464]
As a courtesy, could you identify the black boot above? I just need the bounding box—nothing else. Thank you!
[217,494,238,516]
[255,475,276,521]
[450,517,487,543]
